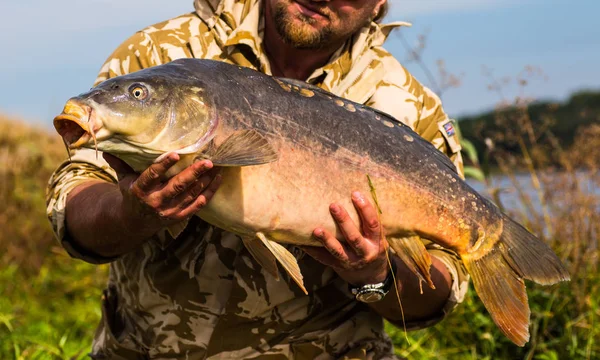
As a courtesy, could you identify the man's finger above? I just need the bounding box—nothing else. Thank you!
[173,171,216,209]
[134,152,179,192]
[313,228,350,265]
[162,160,214,199]
[351,191,382,241]
[300,246,340,269]
[178,174,222,218]
[329,203,365,257]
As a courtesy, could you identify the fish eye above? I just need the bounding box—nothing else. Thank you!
[129,84,148,100]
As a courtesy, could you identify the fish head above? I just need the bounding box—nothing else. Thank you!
[53,65,217,169]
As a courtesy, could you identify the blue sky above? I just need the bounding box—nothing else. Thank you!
[1,0,599,128]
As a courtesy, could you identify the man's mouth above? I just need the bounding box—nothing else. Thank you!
[293,1,328,20]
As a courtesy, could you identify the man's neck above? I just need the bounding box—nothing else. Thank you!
[263,13,342,80]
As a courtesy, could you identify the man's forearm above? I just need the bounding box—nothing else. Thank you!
[369,255,452,323]
[63,155,220,260]
[65,180,158,258]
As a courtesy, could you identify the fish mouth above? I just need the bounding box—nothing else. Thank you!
[53,100,94,149]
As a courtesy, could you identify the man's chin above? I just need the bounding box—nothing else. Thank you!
[283,30,326,49]
[274,5,331,49]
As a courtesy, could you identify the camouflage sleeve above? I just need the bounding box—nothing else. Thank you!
[366,66,470,329]
[412,86,464,179]
[93,31,164,86]
[392,242,470,331]
[45,149,118,264]
[45,31,162,263]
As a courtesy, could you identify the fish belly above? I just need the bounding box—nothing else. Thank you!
[196,143,465,249]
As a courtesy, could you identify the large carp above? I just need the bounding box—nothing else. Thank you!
[54,58,569,346]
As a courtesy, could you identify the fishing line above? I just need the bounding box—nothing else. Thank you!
[88,111,98,159]
[62,138,72,162]
[366,174,409,344]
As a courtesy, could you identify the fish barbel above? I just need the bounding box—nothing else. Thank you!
[53,59,569,346]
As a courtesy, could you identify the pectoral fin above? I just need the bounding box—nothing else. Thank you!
[205,130,278,166]
[255,232,307,295]
[241,236,279,280]
[388,236,435,292]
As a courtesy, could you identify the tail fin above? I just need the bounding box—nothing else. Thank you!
[463,215,570,347]
[500,217,570,285]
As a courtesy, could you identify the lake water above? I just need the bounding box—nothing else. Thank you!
[466,170,599,215]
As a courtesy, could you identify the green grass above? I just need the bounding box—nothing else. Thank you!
[0,258,107,360]
[387,278,598,359]
[0,113,597,359]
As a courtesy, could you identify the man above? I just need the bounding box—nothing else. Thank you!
[47,0,469,358]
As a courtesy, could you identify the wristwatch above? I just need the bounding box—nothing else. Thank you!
[349,260,396,303]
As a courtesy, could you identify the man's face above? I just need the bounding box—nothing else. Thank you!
[267,0,386,49]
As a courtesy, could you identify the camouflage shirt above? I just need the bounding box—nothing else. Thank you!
[46,0,469,358]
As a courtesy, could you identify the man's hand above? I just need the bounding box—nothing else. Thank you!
[302,191,390,286]
[103,152,222,237]
[302,191,453,322]
[65,152,222,259]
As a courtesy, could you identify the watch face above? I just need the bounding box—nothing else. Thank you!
[357,291,384,303]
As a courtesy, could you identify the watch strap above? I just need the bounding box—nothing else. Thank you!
[348,258,397,302]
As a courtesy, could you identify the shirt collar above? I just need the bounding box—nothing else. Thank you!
[222,0,265,62]
[193,0,411,82]
[193,0,227,28]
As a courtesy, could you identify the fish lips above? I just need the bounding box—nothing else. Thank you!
[54,101,94,148]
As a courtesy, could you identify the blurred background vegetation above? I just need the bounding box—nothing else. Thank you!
[0,117,108,359]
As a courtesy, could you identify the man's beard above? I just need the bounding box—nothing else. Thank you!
[273,3,333,50]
